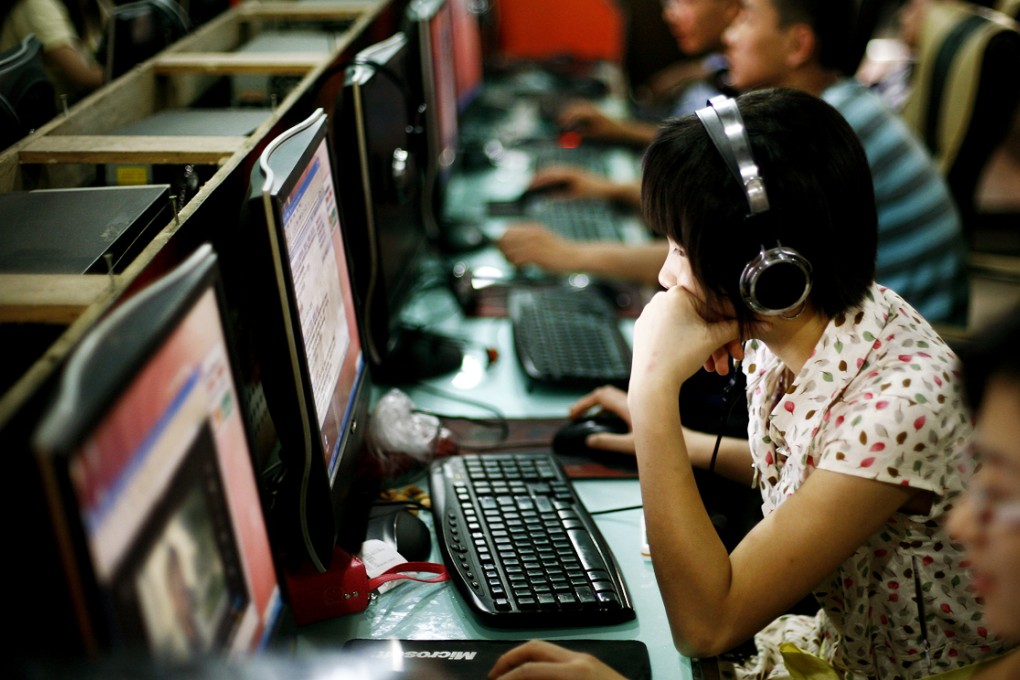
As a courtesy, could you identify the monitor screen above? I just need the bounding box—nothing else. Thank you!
[405,0,488,254]
[406,0,458,212]
[333,32,463,384]
[32,245,282,659]
[244,108,370,574]
[99,0,190,81]
[449,0,484,113]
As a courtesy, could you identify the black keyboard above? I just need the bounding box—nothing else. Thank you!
[527,198,623,242]
[527,143,609,175]
[430,451,635,628]
[508,286,631,390]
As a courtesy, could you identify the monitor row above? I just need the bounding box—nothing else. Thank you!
[22,0,485,663]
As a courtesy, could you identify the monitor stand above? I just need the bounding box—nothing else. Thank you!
[373,327,464,384]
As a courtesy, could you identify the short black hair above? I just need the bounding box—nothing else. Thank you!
[641,88,877,337]
[771,0,862,76]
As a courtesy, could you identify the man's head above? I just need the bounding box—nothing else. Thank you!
[661,0,741,56]
[723,0,860,92]
[642,88,877,332]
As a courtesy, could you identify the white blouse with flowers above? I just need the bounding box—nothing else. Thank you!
[741,284,1007,679]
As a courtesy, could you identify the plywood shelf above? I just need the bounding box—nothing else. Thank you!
[153,51,327,74]
[0,275,119,325]
[19,135,245,164]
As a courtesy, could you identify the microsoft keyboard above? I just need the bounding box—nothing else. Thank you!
[429,451,635,628]
[527,198,623,242]
[508,286,631,390]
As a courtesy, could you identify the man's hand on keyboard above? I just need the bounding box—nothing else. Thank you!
[556,99,661,147]
[530,166,638,206]
[498,223,580,272]
[489,639,629,680]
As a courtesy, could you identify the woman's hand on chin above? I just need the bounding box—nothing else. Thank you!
[630,286,740,394]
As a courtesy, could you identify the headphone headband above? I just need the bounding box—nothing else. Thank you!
[694,95,812,317]
[696,95,769,215]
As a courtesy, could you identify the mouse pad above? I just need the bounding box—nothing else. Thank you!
[438,416,639,479]
[341,638,652,679]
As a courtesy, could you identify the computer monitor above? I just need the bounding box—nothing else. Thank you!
[99,0,190,81]
[333,33,463,384]
[240,108,371,576]
[405,0,486,253]
[31,244,282,659]
[0,35,57,149]
[449,0,484,114]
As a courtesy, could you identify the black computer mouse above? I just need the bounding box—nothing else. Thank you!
[552,412,633,466]
[365,506,432,562]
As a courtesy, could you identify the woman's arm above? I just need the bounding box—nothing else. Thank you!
[628,288,916,657]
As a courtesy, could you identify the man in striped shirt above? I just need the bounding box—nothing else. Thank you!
[723,0,970,326]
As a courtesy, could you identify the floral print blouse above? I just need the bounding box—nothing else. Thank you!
[741,284,1007,678]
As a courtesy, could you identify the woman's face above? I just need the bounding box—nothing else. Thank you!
[658,237,738,321]
[948,377,1020,641]
[658,238,702,294]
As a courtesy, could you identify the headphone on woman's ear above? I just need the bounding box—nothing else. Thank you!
[695,95,812,317]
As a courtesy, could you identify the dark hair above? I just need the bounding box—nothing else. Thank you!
[961,307,1020,414]
[771,0,863,76]
[641,88,877,337]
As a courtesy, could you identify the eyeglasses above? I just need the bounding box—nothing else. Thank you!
[964,485,1020,528]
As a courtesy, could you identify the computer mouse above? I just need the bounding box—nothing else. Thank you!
[552,412,633,467]
[365,505,432,562]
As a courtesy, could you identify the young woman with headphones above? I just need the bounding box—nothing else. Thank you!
[489,88,1010,679]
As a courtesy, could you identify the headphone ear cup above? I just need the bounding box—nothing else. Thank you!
[698,96,813,316]
[740,244,813,315]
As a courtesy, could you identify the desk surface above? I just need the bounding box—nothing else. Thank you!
[296,473,693,680]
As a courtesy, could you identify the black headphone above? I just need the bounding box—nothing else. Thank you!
[695,95,812,317]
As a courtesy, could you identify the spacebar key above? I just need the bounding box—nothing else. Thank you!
[567,526,608,572]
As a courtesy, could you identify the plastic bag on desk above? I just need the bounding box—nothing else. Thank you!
[366,388,458,480]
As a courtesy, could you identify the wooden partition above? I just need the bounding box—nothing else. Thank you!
[0,0,394,441]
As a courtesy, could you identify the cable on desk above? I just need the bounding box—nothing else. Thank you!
[410,382,507,413]
[589,504,643,516]
[411,386,572,452]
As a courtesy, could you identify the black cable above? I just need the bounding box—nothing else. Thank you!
[708,361,745,475]
[589,504,643,516]
[409,384,512,449]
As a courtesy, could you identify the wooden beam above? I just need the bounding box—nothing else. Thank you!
[236,1,377,21]
[18,136,243,164]
[153,52,326,74]
[0,274,116,324]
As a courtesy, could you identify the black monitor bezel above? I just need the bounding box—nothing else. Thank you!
[336,32,428,368]
[406,0,459,231]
